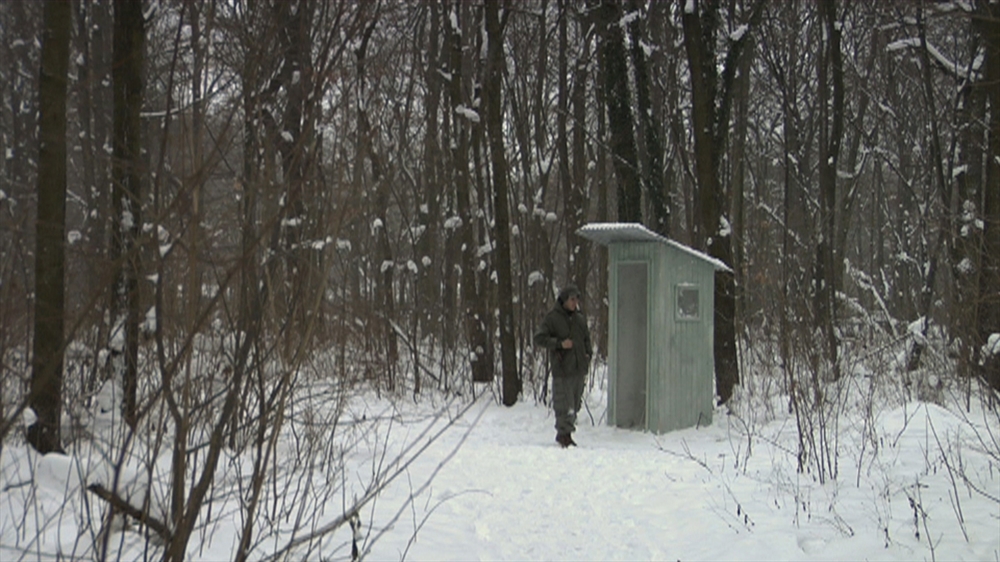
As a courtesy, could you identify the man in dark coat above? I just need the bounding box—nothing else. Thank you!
[533,284,592,447]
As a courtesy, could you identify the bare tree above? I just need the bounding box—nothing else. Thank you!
[26,0,71,454]
[568,3,594,304]
[628,0,670,237]
[484,0,519,404]
[446,1,492,384]
[974,0,1000,391]
[598,0,641,223]
[681,0,762,404]
[110,0,144,428]
[416,0,446,366]
[814,0,845,379]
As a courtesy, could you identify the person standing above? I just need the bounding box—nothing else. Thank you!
[533,284,592,447]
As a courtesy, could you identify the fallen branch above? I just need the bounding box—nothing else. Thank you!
[86,483,172,544]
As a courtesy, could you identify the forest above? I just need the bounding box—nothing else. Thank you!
[0,0,999,559]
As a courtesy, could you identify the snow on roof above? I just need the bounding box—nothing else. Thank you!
[576,222,731,272]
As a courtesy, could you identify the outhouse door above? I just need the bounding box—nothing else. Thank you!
[615,261,648,428]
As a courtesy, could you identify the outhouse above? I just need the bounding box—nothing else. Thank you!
[577,223,730,434]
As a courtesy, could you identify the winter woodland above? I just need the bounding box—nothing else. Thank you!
[1,0,999,560]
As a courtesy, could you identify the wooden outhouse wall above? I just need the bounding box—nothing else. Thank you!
[649,245,714,433]
[607,242,657,430]
[608,241,715,434]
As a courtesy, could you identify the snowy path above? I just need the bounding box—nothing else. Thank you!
[364,398,998,562]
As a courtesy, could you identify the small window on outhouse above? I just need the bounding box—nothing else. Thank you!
[676,284,700,321]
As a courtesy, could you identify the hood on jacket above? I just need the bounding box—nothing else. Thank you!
[557,284,581,305]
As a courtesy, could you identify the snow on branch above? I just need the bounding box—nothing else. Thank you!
[886,37,981,82]
[454,105,480,123]
[730,24,748,42]
[982,333,1000,362]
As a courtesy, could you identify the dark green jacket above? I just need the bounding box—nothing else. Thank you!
[534,305,592,378]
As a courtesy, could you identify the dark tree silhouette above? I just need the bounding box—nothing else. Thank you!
[975,0,1000,391]
[681,0,763,404]
[598,0,641,223]
[27,0,72,454]
[485,0,519,405]
[111,0,144,429]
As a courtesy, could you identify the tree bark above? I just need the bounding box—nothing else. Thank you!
[628,0,669,237]
[27,0,71,454]
[485,0,519,405]
[570,7,593,303]
[274,0,312,359]
[598,0,641,223]
[952,24,986,382]
[681,0,761,404]
[447,1,491,384]
[975,0,1000,391]
[906,6,952,374]
[557,0,572,274]
[417,1,444,343]
[89,1,113,394]
[186,0,204,331]
[111,0,144,429]
[815,0,844,378]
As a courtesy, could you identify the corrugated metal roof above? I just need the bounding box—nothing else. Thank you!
[577,222,731,272]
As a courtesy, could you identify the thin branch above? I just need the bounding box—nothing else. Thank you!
[86,483,173,544]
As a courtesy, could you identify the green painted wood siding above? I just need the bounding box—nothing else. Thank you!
[607,241,714,434]
[607,243,656,428]
[650,246,714,433]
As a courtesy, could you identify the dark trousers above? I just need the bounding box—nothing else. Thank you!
[552,373,585,435]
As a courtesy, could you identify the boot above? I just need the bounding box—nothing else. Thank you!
[567,434,577,447]
[556,433,571,448]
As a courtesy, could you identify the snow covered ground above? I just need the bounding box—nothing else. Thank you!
[356,391,1000,561]
[2,377,999,561]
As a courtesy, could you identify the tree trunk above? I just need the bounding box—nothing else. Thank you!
[447,1,491,384]
[907,7,951,373]
[89,1,113,394]
[628,0,669,237]
[186,0,204,331]
[111,0,144,429]
[952,32,985,382]
[730,34,752,340]
[485,0,519,405]
[598,0,641,223]
[815,0,844,378]
[570,10,593,302]
[975,0,1000,391]
[594,29,610,358]
[557,0,572,274]
[73,0,96,311]
[681,0,761,404]
[27,0,71,454]
[417,1,444,343]
[275,0,312,359]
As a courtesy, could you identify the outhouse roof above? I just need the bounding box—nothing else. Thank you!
[577,223,731,272]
